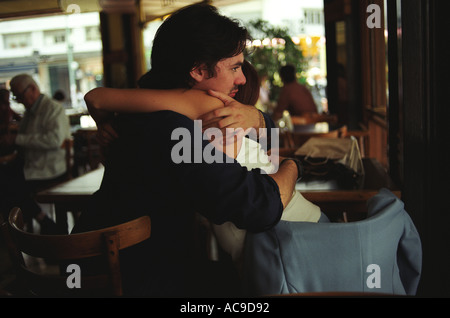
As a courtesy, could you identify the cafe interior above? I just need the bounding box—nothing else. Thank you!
[0,0,449,298]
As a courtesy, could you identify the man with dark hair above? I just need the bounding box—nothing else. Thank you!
[138,4,270,135]
[75,3,300,297]
[138,4,249,90]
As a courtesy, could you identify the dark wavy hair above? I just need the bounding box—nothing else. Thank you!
[234,60,260,106]
[138,4,251,89]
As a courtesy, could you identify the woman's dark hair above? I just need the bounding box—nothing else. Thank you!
[235,60,260,106]
[138,4,251,89]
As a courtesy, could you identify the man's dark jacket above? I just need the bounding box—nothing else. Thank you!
[73,111,282,296]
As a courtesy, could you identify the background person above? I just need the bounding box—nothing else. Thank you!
[272,64,318,121]
[8,74,70,234]
[1,88,24,221]
[0,89,21,126]
[0,89,21,157]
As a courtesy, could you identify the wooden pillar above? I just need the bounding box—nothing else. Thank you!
[99,1,145,88]
[324,0,354,126]
[359,0,387,112]
[399,0,450,297]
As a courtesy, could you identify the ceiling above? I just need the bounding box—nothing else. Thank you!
[141,0,249,21]
[0,0,252,22]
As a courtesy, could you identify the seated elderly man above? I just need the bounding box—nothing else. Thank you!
[7,74,70,234]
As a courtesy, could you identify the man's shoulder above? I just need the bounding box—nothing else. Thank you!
[118,111,195,132]
[39,94,64,111]
[119,110,191,122]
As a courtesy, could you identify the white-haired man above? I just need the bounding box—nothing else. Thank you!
[9,74,70,233]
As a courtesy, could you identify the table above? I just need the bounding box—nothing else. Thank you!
[297,158,400,221]
[36,166,104,232]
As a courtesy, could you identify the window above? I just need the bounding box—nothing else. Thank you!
[3,32,31,49]
[304,9,324,25]
[44,30,66,45]
[86,26,101,42]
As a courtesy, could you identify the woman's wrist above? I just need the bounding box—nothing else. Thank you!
[280,158,303,182]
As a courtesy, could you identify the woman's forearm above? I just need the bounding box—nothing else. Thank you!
[84,87,240,158]
[85,87,163,113]
[84,87,223,120]
[85,89,115,126]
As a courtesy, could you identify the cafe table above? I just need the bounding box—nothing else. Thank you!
[35,165,104,233]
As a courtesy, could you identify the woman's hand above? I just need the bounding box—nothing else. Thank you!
[199,90,263,133]
[95,121,118,164]
[96,122,118,148]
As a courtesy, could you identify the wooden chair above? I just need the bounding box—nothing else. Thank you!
[291,113,338,125]
[284,129,340,149]
[339,124,370,157]
[73,129,103,175]
[0,207,151,297]
[337,125,348,138]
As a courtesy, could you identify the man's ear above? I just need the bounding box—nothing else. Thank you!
[190,65,209,83]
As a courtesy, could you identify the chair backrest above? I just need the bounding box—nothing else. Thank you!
[291,113,338,125]
[289,129,340,148]
[73,129,103,173]
[0,207,151,297]
[343,127,370,157]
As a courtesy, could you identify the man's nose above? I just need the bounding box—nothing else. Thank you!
[237,72,246,86]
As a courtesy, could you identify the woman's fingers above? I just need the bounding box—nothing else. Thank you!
[207,89,234,105]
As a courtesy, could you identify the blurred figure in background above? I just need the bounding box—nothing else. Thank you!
[255,73,271,113]
[272,64,318,121]
[53,89,72,109]
[0,88,20,164]
[53,89,66,103]
[1,89,21,157]
[0,89,21,127]
[6,74,70,234]
[0,89,26,226]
